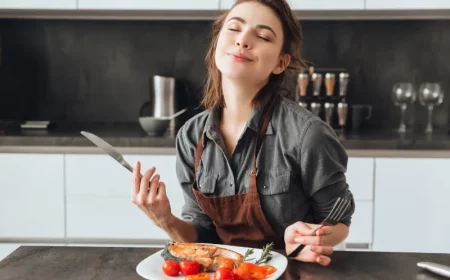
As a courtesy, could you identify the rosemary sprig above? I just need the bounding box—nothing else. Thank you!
[254,242,274,265]
[243,248,255,262]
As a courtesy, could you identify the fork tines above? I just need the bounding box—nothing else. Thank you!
[325,196,352,223]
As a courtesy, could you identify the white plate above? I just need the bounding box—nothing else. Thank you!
[136,244,288,280]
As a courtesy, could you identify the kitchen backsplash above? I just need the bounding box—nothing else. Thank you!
[0,18,449,131]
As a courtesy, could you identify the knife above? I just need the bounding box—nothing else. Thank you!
[418,262,450,278]
[80,131,142,178]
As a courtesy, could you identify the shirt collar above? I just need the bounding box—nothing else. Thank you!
[202,93,276,146]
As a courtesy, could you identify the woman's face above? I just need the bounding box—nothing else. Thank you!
[215,1,288,84]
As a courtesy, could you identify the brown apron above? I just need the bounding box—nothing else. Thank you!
[192,95,285,250]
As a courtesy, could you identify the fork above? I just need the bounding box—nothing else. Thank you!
[287,196,352,258]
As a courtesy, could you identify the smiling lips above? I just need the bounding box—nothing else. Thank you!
[228,52,253,62]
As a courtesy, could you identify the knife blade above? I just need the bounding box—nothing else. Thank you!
[80,131,141,177]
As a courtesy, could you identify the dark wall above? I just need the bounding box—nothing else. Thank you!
[0,18,449,131]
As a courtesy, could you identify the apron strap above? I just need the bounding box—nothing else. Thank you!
[252,95,280,175]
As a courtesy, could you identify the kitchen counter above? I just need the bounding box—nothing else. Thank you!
[1,246,450,280]
[1,122,450,157]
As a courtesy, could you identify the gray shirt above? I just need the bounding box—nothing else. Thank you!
[175,94,355,243]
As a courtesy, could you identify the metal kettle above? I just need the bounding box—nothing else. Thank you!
[139,75,191,135]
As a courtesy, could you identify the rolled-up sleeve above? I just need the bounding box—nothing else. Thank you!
[175,127,222,243]
[298,118,355,227]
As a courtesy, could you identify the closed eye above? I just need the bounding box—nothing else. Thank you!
[258,36,270,42]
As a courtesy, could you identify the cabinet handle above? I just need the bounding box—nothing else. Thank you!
[344,243,370,250]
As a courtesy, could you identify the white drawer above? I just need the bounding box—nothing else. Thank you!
[65,154,181,198]
[66,196,185,241]
[344,200,373,249]
[346,158,374,200]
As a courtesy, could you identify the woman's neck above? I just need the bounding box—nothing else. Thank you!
[220,76,266,127]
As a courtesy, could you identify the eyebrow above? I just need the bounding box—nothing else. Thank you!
[227,16,277,38]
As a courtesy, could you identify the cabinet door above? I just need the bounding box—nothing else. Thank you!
[288,0,364,10]
[344,201,373,250]
[220,0,364,10]
[0,0,76,9]
[65,154,185,241]
[366,0,450,9]
[346,157,374,201]
[373,158,450,253]
[0,154,65,239]
[66,196,170,241]
[78,0,219,10]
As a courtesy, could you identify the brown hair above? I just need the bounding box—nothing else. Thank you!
[200,0,307,110]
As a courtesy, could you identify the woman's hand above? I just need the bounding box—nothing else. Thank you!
[284,221,334,266]
[131,161,173,228]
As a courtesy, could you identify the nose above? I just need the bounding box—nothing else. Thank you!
[235,32,251,49]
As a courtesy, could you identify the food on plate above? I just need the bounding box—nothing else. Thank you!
[185,272,210,280]
[180,260,201,275]
[214,267,236,280]
[160,242,277,279]
[161,241,244,272]
[162,259,181,276]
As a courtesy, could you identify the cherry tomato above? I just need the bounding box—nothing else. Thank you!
[185,272,210,280]
[214,267,235,280]
[162,260,180,276]
[180,260,201,276]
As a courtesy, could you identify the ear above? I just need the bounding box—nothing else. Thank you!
[272,54,291,75]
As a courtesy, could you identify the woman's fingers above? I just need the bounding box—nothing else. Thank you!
[136,166,156,203]
[148,174,160,202]
[156,182,167,199]
[132,161,141,196]
[316,255,331,266]
[310,245,334,256]
[295,235,324,246]
[290,222,315,236]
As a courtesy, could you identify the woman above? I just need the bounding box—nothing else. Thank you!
[132,0,355,266]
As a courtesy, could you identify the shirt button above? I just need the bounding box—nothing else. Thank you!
[264,185,267,189]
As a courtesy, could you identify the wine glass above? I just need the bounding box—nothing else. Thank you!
[392,83,416,133]
[418,83,444,133]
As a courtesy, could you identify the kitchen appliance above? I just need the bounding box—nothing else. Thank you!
[139,75,191,136]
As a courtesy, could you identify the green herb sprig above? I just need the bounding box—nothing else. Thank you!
[243,248,255,262]
[254,242,274,265]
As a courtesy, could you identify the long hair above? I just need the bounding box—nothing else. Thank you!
[200,0,307,110]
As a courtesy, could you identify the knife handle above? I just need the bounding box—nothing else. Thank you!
[418,262,450,278]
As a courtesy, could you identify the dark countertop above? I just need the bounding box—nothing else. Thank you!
[1,246,450,280]
[1,122,450,156]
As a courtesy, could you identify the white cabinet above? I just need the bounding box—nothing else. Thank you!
[78,0,219,10]
[366,0,450,10]
[344,201,373,250]
[220,0,364,10]
[288,0,364,10]
[0,0,76,9]
[0,154,65,240]
[373,158,450,253]
[347,157,374,201]
[65,154,185,241]
[344,158,375,250]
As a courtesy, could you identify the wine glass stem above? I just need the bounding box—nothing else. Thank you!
[399,104,407,132]
[426,104,433,133]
